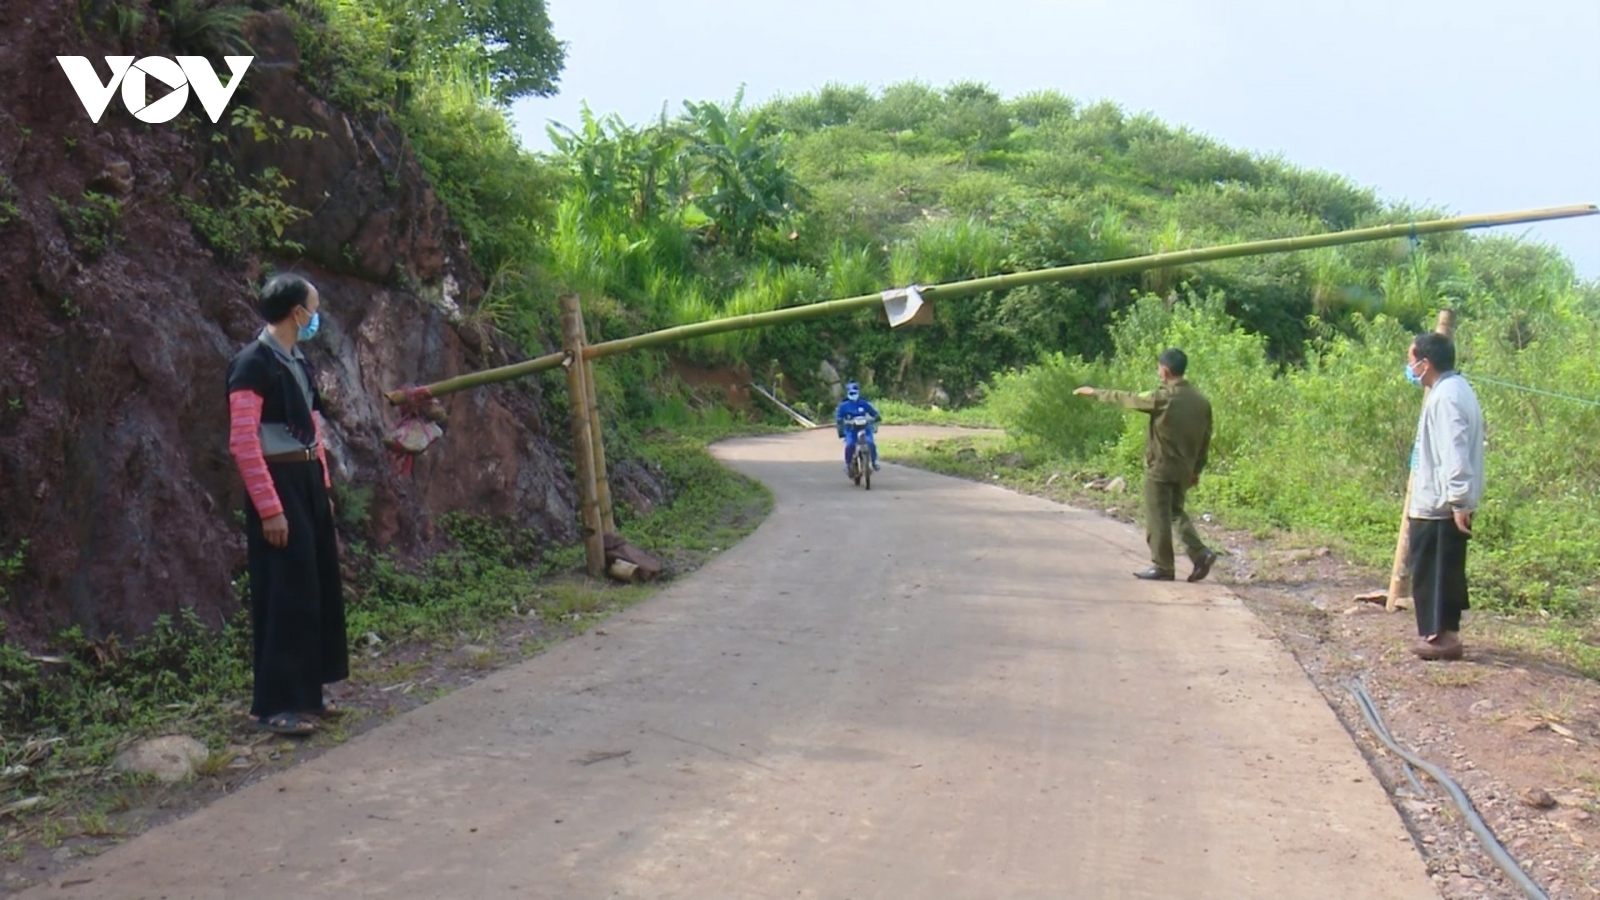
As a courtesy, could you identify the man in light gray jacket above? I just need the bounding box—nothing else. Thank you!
[1405,332,1485,661]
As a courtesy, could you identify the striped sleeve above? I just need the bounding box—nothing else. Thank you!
[228,390,283,520]
[314,412,332,489]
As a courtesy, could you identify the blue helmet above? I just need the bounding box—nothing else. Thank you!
[845,382,860,400]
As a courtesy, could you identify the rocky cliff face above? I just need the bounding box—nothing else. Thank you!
[0,0,657,642]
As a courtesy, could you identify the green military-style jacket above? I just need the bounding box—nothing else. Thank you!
[1096,379,1213,484]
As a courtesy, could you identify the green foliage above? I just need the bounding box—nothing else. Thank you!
[289,0,405,112]
[290,0,564,109]
[177,107,316,260]
[401,57,556,277]
[873,399,999,428]
[159,0,253,58]
[79,0,149,45]
[987,286,1600,620]
[680,92,802,254]
[178,164,308,259]
[0,539,26,605]
[0,172,19,227]
[0,610,251,796]
[617,434,773,559]
[52,191,122,259]
[332,484,372,528]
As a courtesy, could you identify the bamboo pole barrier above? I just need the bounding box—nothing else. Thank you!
[578,301,616,536]
[559,294,606,578]
[387,204,1596,402]
[1384,309,1458,612]
[579,205,1597,362]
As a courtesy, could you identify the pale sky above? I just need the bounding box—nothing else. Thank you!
[510,0,1600,279]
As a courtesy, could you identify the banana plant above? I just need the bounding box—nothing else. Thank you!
[681,92,801,254]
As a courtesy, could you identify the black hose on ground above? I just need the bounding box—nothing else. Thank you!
[1348,681,1428,797]
[1343,678,1548,900]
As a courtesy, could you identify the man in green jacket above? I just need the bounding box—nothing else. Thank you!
[1075,348,1219,582]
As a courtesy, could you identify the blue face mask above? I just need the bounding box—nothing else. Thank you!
[1403,360,1423,387]
[847,392,860,402]
[297,310,320,342]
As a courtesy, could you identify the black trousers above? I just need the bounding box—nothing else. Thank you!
[1408,517,1470,637]
[244,460,347,718]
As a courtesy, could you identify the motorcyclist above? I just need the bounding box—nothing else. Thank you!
[835,381,881,475]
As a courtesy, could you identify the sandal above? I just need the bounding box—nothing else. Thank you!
[251,712,317,736]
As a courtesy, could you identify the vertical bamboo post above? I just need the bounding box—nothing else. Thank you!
[560,293,606,579]
[577,308,616,536]
[1386,308,1457,611]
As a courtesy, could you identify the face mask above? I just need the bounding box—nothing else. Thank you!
[1404,360,1423,387]
[847,392,859,401]
[297,310,320,342]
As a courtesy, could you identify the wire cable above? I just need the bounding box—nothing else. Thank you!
[1466,373,1600,409]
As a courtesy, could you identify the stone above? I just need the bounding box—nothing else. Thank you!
[88,159,134,196]
[818,359,840,387]
[114,735,209,783]
[1469,698,1495,715]
[1106,477,1127,493]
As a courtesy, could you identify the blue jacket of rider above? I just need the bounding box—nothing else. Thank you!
[835,397,881,437]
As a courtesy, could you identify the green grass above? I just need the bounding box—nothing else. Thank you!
[1477,620,1600,682]
[874,399,1001,428]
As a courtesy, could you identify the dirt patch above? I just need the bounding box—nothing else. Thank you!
[669,360,755,415]
[1224,548,1600,899]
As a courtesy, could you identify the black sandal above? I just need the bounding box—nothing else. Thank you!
[252,712,317,736]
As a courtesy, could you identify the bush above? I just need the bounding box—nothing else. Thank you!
[988,289,1600,619]
[52,191,122,259]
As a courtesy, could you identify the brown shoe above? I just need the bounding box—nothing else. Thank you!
[1412,632,1464,661]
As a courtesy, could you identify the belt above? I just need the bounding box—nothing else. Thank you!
[263,447,320,464]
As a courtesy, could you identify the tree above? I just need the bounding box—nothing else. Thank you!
[380,0,566,104]
[457,0,567,101]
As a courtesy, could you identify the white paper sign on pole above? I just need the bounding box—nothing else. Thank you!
[881,285,925,328]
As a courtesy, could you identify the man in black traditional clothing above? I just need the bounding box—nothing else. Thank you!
[226,273,347,735]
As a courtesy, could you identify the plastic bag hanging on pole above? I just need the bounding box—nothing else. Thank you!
[384,386,447,477]
[881,285,933,327]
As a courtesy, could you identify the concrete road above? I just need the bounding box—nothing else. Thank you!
[18,428,1436,899]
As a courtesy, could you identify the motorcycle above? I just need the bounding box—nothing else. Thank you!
[845,415,875,489]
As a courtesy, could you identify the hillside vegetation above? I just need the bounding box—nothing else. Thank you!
[289,1,1600,620]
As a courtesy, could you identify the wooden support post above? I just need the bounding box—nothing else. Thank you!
[1385,308,1458,611]
[560,294,606,579]
[577,308,616,536]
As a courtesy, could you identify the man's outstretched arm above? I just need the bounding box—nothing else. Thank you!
[1074,385,1166,414]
